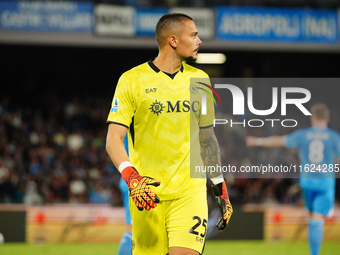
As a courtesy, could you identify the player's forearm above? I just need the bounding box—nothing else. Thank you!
[106,139,129,169]
[200,129,233,230]
[255,136,285,147]
[199,127,222,179]
[106,125,129,170]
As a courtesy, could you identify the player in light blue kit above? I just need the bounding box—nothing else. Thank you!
[246,104,340,255]
[118,135,132,255]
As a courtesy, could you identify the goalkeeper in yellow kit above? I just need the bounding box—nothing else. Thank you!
[106,13,232,255]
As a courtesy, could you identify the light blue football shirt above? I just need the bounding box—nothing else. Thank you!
[285,126,340,189]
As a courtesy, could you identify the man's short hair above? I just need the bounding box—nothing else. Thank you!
[310,103,330,120]
[155,13,193,46]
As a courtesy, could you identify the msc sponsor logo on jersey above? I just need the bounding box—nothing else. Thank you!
[149,99,200,115]
[149,100,165,115]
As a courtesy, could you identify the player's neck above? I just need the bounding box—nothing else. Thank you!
[312,122,328,128]
[153,52,182,74]
[311,117,329,129]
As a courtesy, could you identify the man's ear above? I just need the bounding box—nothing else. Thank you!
[168,35,178,48]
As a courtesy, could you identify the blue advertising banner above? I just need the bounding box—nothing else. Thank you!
[216,7,338,43]
[0,1,93,32]
[135,8,168,36]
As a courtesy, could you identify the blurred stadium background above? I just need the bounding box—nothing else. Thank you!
[0,0,340,254]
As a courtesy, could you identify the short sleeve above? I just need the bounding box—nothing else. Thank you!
[284,129,304,148]
[107,74,135,128]
[197,75,215,128]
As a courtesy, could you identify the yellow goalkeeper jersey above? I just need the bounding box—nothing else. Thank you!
[107,60,215,200]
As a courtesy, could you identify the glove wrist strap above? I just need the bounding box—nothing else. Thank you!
[212,181,229,198]
[121,166,137,180]
[212,182,223,196]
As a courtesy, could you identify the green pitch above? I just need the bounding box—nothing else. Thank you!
[0,241,339,255]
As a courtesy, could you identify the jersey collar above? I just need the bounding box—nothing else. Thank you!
[312,125,328,130]
[148,59,184,79]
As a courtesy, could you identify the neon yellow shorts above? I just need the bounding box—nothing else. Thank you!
[130,190,208,255]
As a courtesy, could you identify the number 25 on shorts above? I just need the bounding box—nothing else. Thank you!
[189,216,207,243]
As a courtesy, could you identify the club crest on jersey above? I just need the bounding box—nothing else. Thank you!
[111,98,119,113]
[149,100,165,116]
[189,84,199,94]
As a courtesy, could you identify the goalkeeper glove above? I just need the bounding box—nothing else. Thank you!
[121,166,160,211]
[211,181,233,231]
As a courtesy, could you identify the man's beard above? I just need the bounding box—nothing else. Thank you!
[184,56,197,63]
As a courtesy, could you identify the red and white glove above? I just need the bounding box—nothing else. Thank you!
[211,181,233,231]
[121,166,160,211]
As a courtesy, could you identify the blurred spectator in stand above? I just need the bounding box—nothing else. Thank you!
[24,180,43,205]
[69,170,88,203]
[0,160,15,203]
[89,181,112,203]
